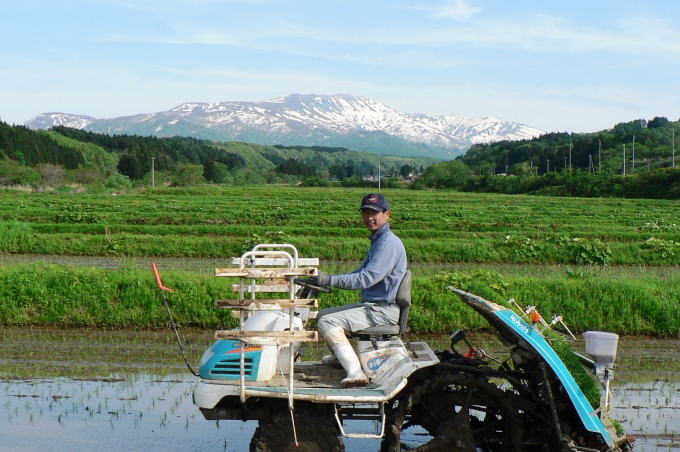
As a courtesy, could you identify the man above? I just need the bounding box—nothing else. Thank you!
[314,193,407,387]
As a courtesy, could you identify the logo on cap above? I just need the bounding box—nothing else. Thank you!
[360,193,389,211]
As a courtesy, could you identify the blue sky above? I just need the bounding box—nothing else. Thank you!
[1,0,679,132]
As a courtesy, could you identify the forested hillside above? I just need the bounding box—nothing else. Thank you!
[51,127,247,180]
[460,117,676,174]
[0,122,432,189]
[415,117,680,199]
[0,122,85,168]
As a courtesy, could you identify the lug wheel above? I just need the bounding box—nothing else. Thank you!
[381,366,526,452]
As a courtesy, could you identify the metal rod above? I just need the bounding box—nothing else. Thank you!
[251,245,298,267]
[333,403,386,439]
[604,377,610,415]
[278,368,298,446]
[558,318,577,341]
[288,275,295,414]
[152,263,199,376]
[540,362,563,444]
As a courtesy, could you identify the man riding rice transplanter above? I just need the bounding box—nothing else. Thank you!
[312,193,407,387]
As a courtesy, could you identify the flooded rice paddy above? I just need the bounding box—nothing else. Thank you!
[1,328,679,451]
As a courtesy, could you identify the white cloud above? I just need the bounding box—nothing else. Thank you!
[114,11,680,61]
[400,0,482,22]
[396,14,680,55]
[431,0,482,21]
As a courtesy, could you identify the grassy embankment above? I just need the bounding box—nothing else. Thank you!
[0,186,678,334]
[0,263,678,335]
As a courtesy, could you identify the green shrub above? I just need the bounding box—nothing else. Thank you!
[0,159,41,186]
[105,173,132,190]
[642,237,680,259]
[572,238,612,266]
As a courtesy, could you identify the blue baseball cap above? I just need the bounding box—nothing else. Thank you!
[360,193,389,211]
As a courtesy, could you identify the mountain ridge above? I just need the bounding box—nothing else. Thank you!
[25,94,544,159]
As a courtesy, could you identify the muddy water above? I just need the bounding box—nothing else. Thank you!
[5,253,678,279]
[1,328,678,451]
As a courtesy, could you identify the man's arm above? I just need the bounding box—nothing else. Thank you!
[329,240,397,290]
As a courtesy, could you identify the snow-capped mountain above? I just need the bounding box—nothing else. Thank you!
[25,94,543,159]
[26,112,96,130]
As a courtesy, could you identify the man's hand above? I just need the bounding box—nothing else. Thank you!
[312,272,331,286]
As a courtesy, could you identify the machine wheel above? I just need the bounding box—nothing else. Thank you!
[249,403,344,452]
[381,365,526,452]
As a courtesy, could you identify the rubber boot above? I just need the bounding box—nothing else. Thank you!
[321,353,341,367]
[324,327,368,387]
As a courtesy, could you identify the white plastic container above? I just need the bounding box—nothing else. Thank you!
[243,310,303,380]
[583,331,619,367]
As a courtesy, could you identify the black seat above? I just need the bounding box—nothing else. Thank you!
[351,270,412,338]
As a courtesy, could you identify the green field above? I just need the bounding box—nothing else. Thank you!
[0,186,678,334]
[1,186,679,264]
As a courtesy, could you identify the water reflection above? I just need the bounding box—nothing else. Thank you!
[1,375,256,452]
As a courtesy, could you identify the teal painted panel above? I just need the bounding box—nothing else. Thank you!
[494,309,613,447]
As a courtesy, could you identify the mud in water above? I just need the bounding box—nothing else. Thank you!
[1,328,679,451]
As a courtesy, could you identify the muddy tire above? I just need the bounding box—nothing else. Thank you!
[381,364,526,452]
[249,403,344,452]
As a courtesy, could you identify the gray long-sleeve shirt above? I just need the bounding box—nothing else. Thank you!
[329,223,407,303]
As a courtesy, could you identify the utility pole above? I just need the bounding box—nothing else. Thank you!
[673,129,676,168]
[622,144,626,175]
[378,160,381,192]
[569,143,572,169]
[546,159,550,173]
[588,154,594,173]
[151,157,155,188]
[632,134,635,171]
[598,140,601,173]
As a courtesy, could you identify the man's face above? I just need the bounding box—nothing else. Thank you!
[361,208,390,232]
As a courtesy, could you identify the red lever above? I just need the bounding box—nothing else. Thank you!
[152,262,174,293]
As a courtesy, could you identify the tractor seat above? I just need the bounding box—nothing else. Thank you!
[351,270,412,338]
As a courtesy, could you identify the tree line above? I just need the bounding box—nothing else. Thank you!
[0,123,428,189]
[413,117,680,199]
[459,117,677,175]
[0,122,84,168]
[52,127,246,181]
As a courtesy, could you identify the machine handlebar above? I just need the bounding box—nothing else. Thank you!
[293,277,331,293]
